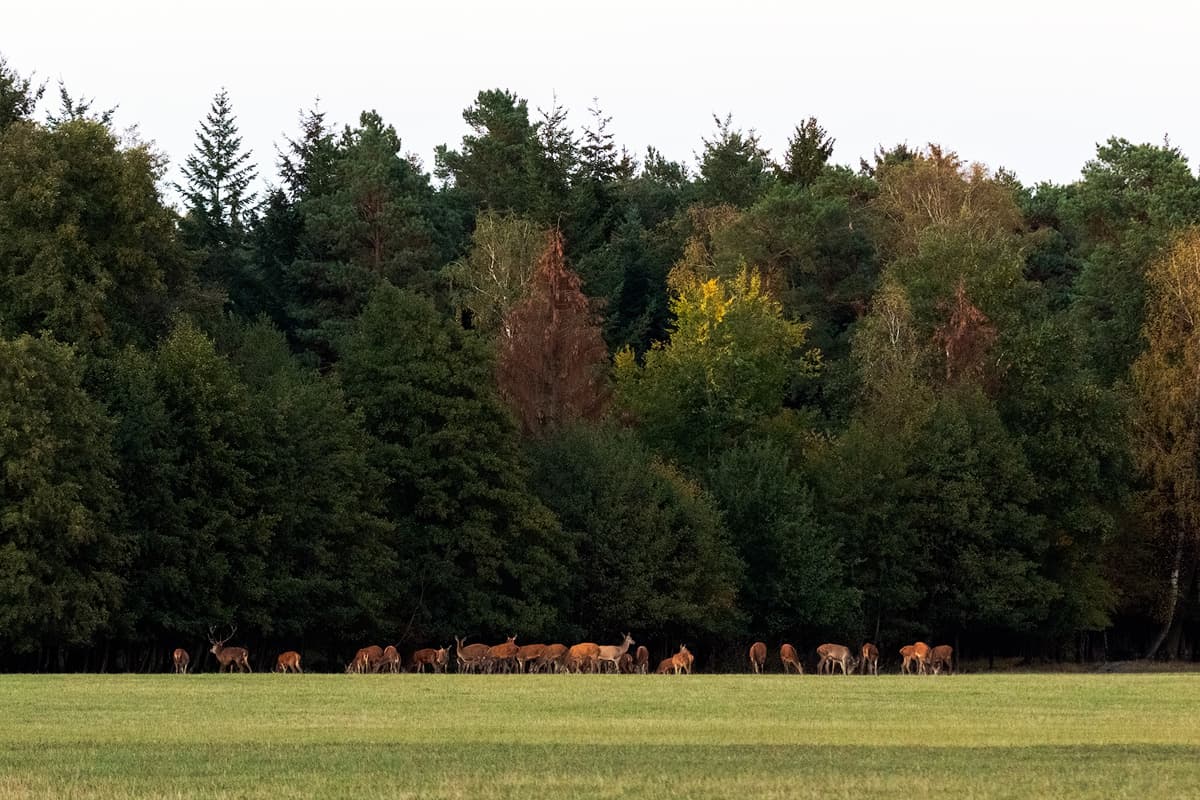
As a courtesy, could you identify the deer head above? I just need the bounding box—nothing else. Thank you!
[208,624,237,654]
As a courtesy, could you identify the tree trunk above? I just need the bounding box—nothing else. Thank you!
[1146,532,1186,659]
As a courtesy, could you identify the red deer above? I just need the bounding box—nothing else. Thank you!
[911,641,932,675]
[635,645,649,674]
[672,644,693,675]
[537,644,568,673]
[816,643,856,675]
[347,645,383,674]
[411,647,447,673]
[486,636,520,674]
[208,626,251,673]
[618,653,635,674]
[780,643,803,674]
[376,645,401,673]
[899,645,917,675]
[749,641,767,674]
[596,633,635,674]
[275,651,302,673]
[433,646,449,673]
[929,645,954,675]
[654,657,674,674]
[516,643,546,673]
[455,637,489,674]
[861,643,879,676]
[172,648,189,675]
[567,642,601,673]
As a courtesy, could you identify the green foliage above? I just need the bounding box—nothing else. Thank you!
[0,55,42,132]
[337,283,568,639]
[528,425,742,639]
[696,114,774,207]
[778,117,835,188]
[0,335,124,653]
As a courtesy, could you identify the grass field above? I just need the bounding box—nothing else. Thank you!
[1,673,1198,799]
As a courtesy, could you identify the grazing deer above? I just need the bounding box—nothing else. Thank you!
[911,641,931,675]
[860,643,879,676]
[347,645,383,674]
[172,648,189,675]
[618,653,635,673]
[929,645,954,675]
[537,644,568,673]
[486,636,520,674]
[780,643,803,674]
[455,637,489,674]
[654,657,675,674]
[749,641,767,674]
[411,647,441,673]
[567,642,601,674]
[377,645,401,673]
[208,626,251,673]
[816,643,856,675]
[275,651,302,673]
[635,645,649,674]
[596,633,636,674]
[516,643,546,673]
[672,644,693,675]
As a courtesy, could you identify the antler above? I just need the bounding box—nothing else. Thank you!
[226,624,237,642]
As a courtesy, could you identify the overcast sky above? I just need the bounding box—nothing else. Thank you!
[7,0,1198,200]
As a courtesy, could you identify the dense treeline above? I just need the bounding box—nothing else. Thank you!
[2,53,1199,671]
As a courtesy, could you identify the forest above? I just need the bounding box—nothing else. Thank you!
[2,52,1199,672]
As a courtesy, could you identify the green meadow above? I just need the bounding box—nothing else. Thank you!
[1,673,1197,798]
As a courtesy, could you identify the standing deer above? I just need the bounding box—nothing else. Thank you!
[537,643,568,673]
[172,648,189,675]
[455,637,489,674]
[411,648,441,673]
[208,626,251,673]
[748,641,767,674]
[596,633,635,674]
[567,642,601,673]
[860,643,879,676]
[911,641,932,674]
[780,643,803,674]
[486,636,519,674]
[634,645,649,674]
[377,645,401,673]
[618,653,635,674]
[654,657,675,674]
[672,644,693,675]
[929,645,954,675]
[433,646,449,673]
[275,651,302,673]
[899,644,917,675]
[516,643,547,673]
[816,643,856,675]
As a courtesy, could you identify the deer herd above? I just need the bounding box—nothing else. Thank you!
[169,629,954,676]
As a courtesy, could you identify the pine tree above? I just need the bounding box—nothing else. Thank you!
[778,117,834,187]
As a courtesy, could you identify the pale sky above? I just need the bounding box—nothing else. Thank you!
[6,0,1198,200]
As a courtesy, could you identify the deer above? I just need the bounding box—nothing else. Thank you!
[567,642,601,673]
[208,626,251,673]
[780,643,803,674]
[748,641,767,673]
[654,656,675,674]
[377,645,401,673]
[275,651,302,673]
[929,644,954,675]
[816,643,856,675]
[860,643,879,676]
[536,643,568,673]
[455,636,489,674]
[596,633,635,674]
[635,645,650,674]
[899,644,917,675]
[516,643,546,673]
[911,641,932,675]
[618,653,635,674]
[347,645,383,674]
[411,647,442,673]
[486,636,520,674]
[671,644,693,675]
[172,648,189,675]
[433,646,449,673]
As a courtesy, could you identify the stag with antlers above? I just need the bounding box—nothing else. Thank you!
[208,626,251,673]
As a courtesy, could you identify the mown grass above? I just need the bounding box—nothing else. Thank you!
[1,673,1198,798]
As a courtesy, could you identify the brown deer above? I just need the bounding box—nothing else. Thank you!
[618,653,635,674]
[537,643,568,673]
[516,643,546,673]
[486,636,520,674]
[634,645,650,674]
[567,642,601,673]
[860,643,879,676]
[748,641,767,674]
[454,636,489,674]
[433,646,449,673]
[816,643,856,675]
[899,644,917,675]
[208,626,251,673]
[654,656,674,674]
[377,645,401,673]
[172,648,189,675]
[596,633,635,674]
[347,645,383,674]
[780,643,803,674]
[411,647,439,673]
[672,644,693,675]
[275,651,302,673]
[929,644,954,675]
[911,641,932,675]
